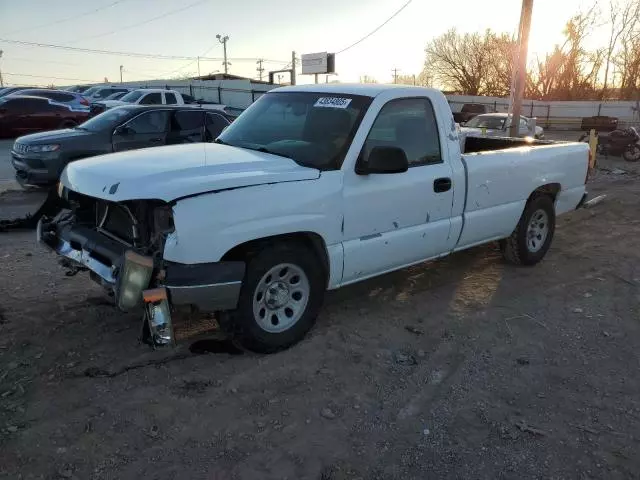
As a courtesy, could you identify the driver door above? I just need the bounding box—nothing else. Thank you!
[112,110,170,152]
[341,97,454,284]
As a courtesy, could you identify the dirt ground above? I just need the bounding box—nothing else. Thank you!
[1,160,640,479]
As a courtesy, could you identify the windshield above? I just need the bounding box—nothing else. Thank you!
[120,90,145,103]
[78,107,134,131]
[465,115,506,129]
[82,86,102,97]
[217,92,372,170]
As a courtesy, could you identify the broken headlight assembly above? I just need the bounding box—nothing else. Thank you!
[116,250,155,310]
[153,204,174,234]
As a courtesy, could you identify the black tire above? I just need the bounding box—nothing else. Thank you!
[218,242,325,353]
[623,145,640,162]
[500,195,556,266]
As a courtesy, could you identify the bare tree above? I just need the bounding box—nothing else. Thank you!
[422,29,491,95]
[602,0,640,98]
[359,75,378,84]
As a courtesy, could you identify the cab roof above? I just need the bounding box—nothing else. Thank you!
[273,83,439,98]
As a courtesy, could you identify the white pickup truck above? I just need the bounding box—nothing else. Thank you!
[98,88,227,112]
[38,84,590,353]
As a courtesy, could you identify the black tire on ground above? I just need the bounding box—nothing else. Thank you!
[623,145,640,162]
[500,195,556,266]
[218,242,326,353]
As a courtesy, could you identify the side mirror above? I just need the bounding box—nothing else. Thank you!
[357,146,409,175]
[114,125,132,136]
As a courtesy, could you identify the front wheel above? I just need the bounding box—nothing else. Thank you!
[218,242,326,353]
[501,195,556,266]
[623,145,640,162]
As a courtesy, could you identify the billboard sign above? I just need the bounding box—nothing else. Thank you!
[301,52,335,75]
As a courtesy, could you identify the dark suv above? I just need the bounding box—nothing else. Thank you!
[0,95,90,138]
[11,105,232,186]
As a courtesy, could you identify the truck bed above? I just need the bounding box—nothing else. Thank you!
[462,135,554,154]
[455,138,589,250]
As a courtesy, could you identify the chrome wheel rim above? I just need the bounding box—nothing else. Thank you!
[527,209,549,253]
[252,263,310,333]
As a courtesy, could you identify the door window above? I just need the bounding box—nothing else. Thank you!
[124,110,169,134]
[172,110,203,132]
[362,98,441,167]
[205,112,230,140]
[139,93,163,105]
[165,93,177,105]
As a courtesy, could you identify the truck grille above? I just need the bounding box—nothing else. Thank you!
[96,201,137,245]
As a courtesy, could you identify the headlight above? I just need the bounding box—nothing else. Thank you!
[116,251,154,310]
[29,144,60,153]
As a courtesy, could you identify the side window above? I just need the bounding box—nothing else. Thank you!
[139,93,162,105]
[125,111,169,134]
[48,92,74,102]
[182,94,196,104]
[520,117,529,128]
[172,110,203,132]
[362,98,441,166]
[205,113,230,140]
[21,98,50,113]
[165,93,177,105]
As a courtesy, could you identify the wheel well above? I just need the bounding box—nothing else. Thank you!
[528,183,561,203]
[221,232,330,284]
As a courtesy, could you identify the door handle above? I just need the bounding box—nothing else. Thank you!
[433,177,452,193]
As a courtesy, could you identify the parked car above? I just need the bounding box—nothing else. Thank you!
[0,95,89,139]
[103,91,130,101]
[460,112,545,139]
[64,85,92,94]
[99,89,191,109]
[452,103,489,123]
[83,86,131,103]
[38,84,589,352]
[0,86,33,98]
[9,89,90,110]
[11,105,231,186]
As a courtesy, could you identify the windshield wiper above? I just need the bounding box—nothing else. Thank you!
[214,138,227,145]
[254,146,292,159]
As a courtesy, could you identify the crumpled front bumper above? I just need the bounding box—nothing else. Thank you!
[37,216,245,322]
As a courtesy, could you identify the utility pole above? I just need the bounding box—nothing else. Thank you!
[119,65,123,83]
[291,51,297,85]
[216,34,230,74]
[197,56,201,77]
[256,59,264,81]
[392,68,400,84]
[509,0,534,138]
[0,50,4,87]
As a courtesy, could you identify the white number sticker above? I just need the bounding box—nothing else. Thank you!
[314,97,352,109]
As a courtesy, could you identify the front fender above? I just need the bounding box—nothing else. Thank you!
[163,175,343,265]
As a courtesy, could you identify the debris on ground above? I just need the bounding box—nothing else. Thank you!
[393,351,417,366]
[320,407,337,420]
[405,325,424,335]
[583,194,607,208]
[514,419,548,437]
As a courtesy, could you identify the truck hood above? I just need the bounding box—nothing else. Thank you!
[60,143,320,202]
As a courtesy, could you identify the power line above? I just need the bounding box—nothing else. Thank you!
[63,0,213,45]
[336,0,413,54]
[0,38,289,64]
[4,0,132,37]
[4,72,104,83]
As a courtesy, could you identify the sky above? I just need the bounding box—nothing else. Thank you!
[0,0,601,87]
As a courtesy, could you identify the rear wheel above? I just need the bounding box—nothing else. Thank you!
[623,145,640,162]
[501,195,556,266]
[218,242,325,353]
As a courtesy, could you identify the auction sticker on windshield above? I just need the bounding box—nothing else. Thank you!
[314,97,352,109]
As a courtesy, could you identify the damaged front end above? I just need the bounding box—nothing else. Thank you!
[37,186,243,347]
